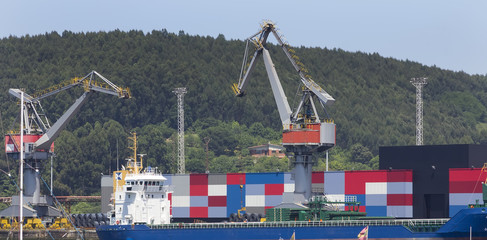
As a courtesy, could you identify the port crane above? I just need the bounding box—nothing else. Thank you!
[3,71,130,217]
[233,21,336,200]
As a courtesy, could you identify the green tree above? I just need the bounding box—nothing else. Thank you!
[1,29,487,197]
[350,143,374,164]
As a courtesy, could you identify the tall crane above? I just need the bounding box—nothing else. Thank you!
[3,71,130,216]
[233,21,336,200]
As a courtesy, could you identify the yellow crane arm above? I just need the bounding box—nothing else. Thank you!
[31,71,131,101]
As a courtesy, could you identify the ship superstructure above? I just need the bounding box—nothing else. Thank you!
[109,133,172,225]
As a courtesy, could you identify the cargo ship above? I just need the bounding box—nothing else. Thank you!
[97,207,487,239]
[97,183,487,239]
[96,138,487,239]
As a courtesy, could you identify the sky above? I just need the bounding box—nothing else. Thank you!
[1,0,486,75]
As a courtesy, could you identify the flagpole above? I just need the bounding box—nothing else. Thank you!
[366,225,369,240]
[19,91,24,240]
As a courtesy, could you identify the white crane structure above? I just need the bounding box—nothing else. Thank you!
[173,87,187,174]
[3,71,130,218]
[410,77,427,146]
[233,21,336,200]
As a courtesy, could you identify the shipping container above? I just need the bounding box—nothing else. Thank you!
[448,168,486,217]
[167,170,413,219]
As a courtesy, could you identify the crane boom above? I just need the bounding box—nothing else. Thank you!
[262,48,292,125]
[34,92,91,150]
[31,71,130,101]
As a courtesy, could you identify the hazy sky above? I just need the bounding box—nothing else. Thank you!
[2,0,486,75]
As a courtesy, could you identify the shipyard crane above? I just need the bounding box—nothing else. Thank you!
[233,21,336,200]
[3,71,130,216]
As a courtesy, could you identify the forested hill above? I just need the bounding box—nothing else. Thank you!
[1,29,487,195]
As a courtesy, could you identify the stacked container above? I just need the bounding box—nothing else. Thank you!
[245,173,285,214]
[318,170,412,217]
[449,168,487,217]
[166,170,413,219]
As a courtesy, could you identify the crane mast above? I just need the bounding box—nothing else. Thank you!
[233,21,336,200]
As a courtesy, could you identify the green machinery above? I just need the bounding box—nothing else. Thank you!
[266,196,366,222]
[469,182,487,208]
[469,164,487,208]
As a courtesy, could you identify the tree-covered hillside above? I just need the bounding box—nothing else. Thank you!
[0,29,486,196]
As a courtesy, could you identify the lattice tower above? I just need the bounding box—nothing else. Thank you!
[173,87,187,174]
[410,77,427,145]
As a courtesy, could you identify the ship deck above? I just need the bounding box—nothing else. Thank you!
[149,218,449,230]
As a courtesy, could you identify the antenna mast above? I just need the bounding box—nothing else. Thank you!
[128,132,140,173]
[410,77,427,145]
[173,87,187,174]
[204,137,211,174]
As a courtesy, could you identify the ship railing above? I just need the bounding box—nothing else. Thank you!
[149,218,449,230]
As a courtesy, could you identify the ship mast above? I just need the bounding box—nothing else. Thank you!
[127,132,141,174]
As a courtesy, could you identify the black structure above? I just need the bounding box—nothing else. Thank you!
[379,144,487,218]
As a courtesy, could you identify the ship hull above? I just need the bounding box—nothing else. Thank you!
[97,208,487,240]
[96,225,486,240]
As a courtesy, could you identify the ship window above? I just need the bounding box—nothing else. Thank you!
[119,195,121,199]
[140,181,143,185]
[156,181,159,186]
[148,181,152,186]
[152,195,154,198]
[128,194,131,198]
[144,181,147,186]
